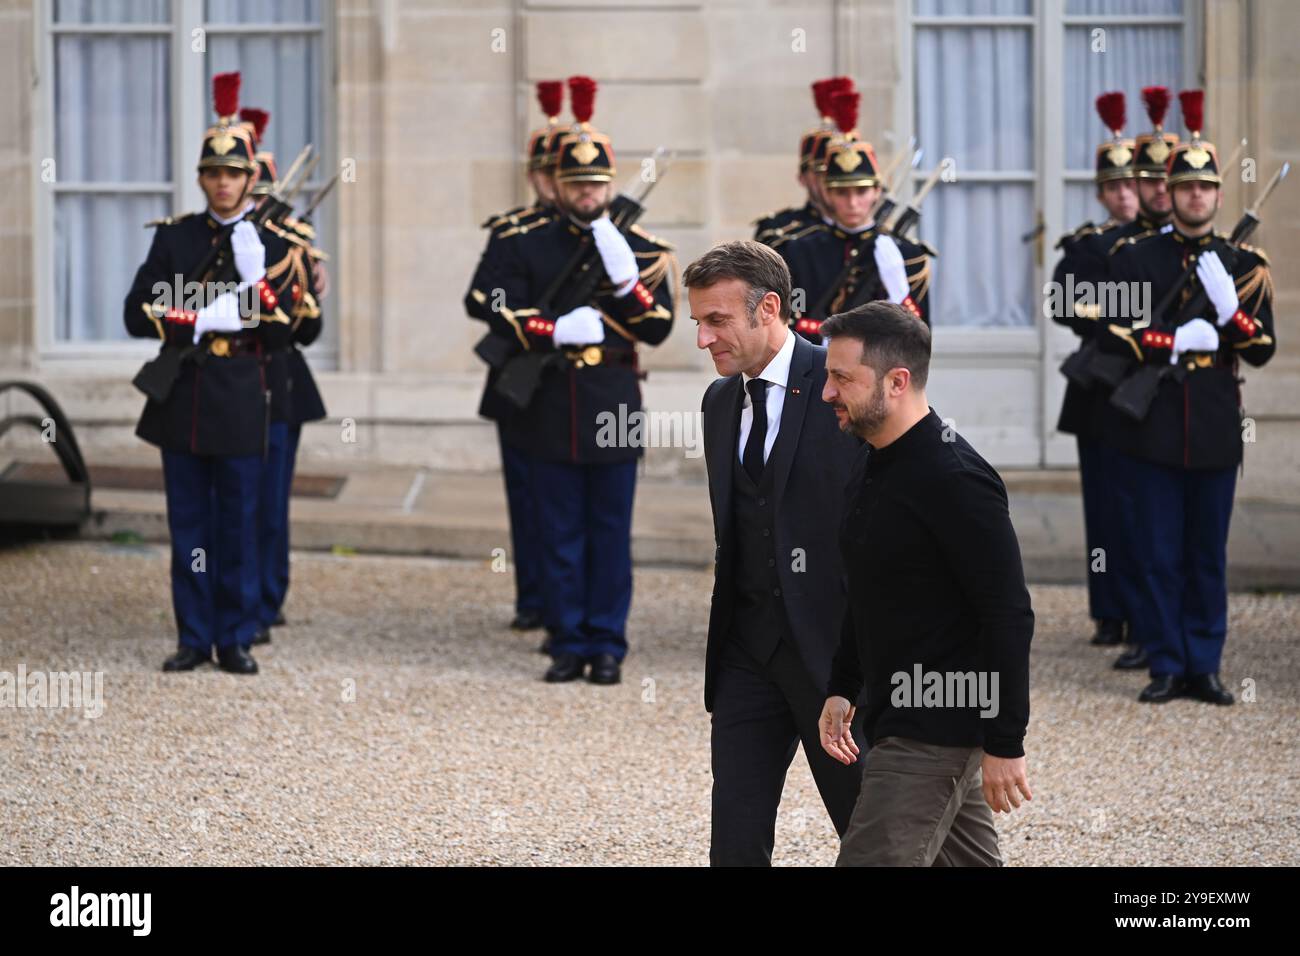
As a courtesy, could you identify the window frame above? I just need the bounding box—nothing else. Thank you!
[33,0,336,366]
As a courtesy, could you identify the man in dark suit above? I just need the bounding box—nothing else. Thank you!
[685,240,864,866]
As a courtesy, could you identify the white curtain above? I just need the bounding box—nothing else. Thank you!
[53,5,170,342]
[915,8,1035,327]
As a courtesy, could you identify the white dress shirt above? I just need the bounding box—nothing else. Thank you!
[737,328,796,467]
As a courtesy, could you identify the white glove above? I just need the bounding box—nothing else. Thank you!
[231,220,266,284]
[1196,251,1239,326]
[591,216,639,296]
[1170,318,1220,364]
[552,305,605,346]
[192,291,245,344]
[873,234,910,304]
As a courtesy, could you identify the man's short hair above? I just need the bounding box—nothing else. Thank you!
[819,301,931,390]
[682,239,792,321]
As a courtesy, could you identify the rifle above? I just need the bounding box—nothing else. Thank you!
[1109,161,1289,421]
[868,141,919,227]
[132,145,319,403]
[490,147,675,411]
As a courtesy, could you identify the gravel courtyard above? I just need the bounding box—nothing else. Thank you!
[2,540,1296,866]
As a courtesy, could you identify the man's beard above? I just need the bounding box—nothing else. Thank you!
[569,201,607,224]
[842,377,888,439]
[1138,194,1171,223]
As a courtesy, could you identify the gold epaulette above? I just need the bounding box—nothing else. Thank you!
[283,216,317,241]
[495,216,552,241]
[1234,240,1270,266]
[144,212,198,229]
[768,221,825,249]
[1109,228,1158,257]
[1055,221,1098,250]
[630,223,675,250]
[483,204,537,230]
[913,238,939,258]
[751,209,783,227]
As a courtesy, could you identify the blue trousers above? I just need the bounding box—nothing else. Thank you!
[499,432,544,615]
[1076,436,1125,623]
[1108,449,1237,678]
[257,422,299,629]
[530,458,637,661]
[161,449,262,652]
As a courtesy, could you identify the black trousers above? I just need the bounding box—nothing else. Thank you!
[710,635,867,866]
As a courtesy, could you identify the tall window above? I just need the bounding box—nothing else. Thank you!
[1062,0,1187,227]
[43,0,331,349]
[912,0,1037,329]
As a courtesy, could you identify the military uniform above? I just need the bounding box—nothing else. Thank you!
[464,81,566,631]
[1050,91,1138,645]
[1095,92,1275,703]
[490,76,676,682]
[124,73,296,673]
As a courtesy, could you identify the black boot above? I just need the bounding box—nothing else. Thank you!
[1090,619,1125,646]
[1184,673,1234,706]
[272,611,287,627]
[511,609,544,631]
[1113,644,1149,670]
[544,654,585,683]
[216,644,259,675]
[537,631,555,655]
[587,654,621,685]
[162,646,210,672]
[250,628,271,646]
[1138,675,1184,703]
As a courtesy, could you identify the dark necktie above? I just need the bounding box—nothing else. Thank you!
[743,378,769,484]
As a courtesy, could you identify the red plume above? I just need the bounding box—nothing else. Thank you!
[213,72,240,118]
[536,81,563,120]
[812,79,835,116]
[1178,89,1204,135]
[239,108,270,143]
[568,76,597,124]
[829,89,860,135]
[1094,91,1125,135]
[1142,85,1170,127]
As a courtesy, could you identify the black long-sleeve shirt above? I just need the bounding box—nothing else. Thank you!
[827,409,1034,758]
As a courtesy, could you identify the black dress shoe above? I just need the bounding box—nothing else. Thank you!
[587,653,621,685]
[1138,675,1184,703]
[1090,619,1125,646]
[272,611,287,627]
[537,631,555,655]
[162,646,210,672]
[511,609,545,631]
[1113,644,1149,670]
[1185,673,1234,706]
[250,628,271,646]
[216,645,259,675]
[544,654,585,683]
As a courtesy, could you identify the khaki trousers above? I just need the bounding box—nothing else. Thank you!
[835,736,1003,867]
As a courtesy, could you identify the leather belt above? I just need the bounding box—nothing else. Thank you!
[206,333,262,358]
[562,346,637,369]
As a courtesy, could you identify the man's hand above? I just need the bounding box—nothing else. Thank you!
[873,234,910,304]
[231,220,266,284]
[591,216,639,295]
[552,305,605,345]
[819,696,860,765]
[1196,251,1239,325]
[1170,317,1220,364]
[981,753,1032,813]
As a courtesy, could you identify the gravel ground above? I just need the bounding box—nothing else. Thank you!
[1,540,1297,866]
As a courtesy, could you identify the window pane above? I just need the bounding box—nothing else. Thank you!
[921,184,1035,328]
[56,193,171,342]
[205,0,321,24]
[1063,26,1183,170]
[55,35,170,182]
[915,0,1031,15]
[916,27,1033,170]
[1067,0,1183,15]
[207,36,321,160]
[54,0,169,23]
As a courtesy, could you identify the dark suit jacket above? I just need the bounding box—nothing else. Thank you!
[701,333,862,712]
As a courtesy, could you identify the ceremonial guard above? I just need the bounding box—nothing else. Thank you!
[1097,91,1277,705]
[1051,92,1137,650]
[124,73,299,674]
[487,76,676,684]
[1106,86,1180,252]
[751,76,852,246]
[772,88,931,342]
[238,106,327,645]
[464,80,567,636]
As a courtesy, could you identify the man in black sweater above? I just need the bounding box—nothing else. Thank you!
[817,301,1035,866]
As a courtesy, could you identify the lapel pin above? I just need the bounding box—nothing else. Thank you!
[791,387,801,396]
